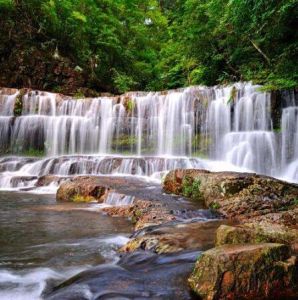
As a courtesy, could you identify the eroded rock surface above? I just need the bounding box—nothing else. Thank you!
[36,175,68,187]
[216,222,298,247]
[189,243,298,300]
[56,176,108,202]
[163,169,298,224]
[120,220,229,254]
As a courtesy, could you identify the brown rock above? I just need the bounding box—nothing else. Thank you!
[36,175,68,187]
[163,169,298,224]
[188,243,298,300]
[56,176,108,202]
[120,220,229,254]
[129,199,176,230]
[216,222,298,246]
[102,205,133,217]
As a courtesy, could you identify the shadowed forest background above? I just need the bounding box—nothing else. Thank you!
[0,0,297,95]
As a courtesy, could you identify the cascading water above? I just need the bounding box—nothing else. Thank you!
[0,83,297,190]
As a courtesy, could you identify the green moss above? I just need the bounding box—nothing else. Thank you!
[72,194,95,202]
[182,176,203,200]
[14,90,25,116]
[112,135,138,148]
[23,148,45,157]
[210,202,221,210]
[73,90,85,99]
[126,99,135,112]
[227,86,237,104]
[191,150,208,159]
[134,209,142,217]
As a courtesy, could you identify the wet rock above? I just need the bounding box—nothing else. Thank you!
[251,207,298,226]
[56,176,108,202]
[188,243,298,300]
[120,220,228,254]
[45,250,199,300]
[216,222,298,246]
[163,169,298,223]
[36,175,68,187]
[10,175,37,187]
[131,199,176,230]
[103,198,176,230]
[102,205,133,217]
[163,169,254,198]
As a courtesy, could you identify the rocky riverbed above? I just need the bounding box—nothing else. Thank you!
[43,169,298,299]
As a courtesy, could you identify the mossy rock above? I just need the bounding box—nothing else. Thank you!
[216,223,298,246]
[56,177,107,202]
[189,243,298,300]
[163,169,298,222]
[13,88,27,116]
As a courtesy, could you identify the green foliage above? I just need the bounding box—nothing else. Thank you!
[23,148,45,157]
[72,194,95,202]
[13,93,23,117]
[0,0,296,93]
[210,202,221,210]
[74,90,85,99]
[113,72,136,94]
[182,176,203,200]
[126,100,135,113]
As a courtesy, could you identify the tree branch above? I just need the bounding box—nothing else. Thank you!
[249,38,270,65]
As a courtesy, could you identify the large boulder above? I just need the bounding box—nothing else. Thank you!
[163,169,298,223]
[188,243,298,300]
[56,176,108,202]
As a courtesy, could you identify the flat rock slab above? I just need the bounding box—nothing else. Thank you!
[120,219,232,254]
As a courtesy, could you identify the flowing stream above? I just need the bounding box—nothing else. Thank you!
[0,83,297,299]
[0,191,132,300]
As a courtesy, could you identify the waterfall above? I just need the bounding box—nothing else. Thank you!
[0,83,297,190]
[281,106,298,180]
[104,192,135,206]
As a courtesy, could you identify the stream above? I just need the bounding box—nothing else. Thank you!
[0,191,132,299]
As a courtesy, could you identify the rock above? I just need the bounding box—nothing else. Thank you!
[216,222,298,246]
[120,220,228,254]
[188,243,298,300]
[56,176,108,202]
[36,175,68,187]
[104,198,175,230]
[130,199,176,230]
[10,176,37,187]
[44,250,199,300]
[163,169,298,223]
[251,208,298,226]
[163,169,254,199]
[102,205,133,217]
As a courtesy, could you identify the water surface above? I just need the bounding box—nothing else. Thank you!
[0,191,132,300]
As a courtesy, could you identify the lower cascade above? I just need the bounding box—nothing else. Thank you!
[0,82,297,189]
[1,83,298,300]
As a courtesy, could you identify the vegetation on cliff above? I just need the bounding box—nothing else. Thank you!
[0,0,297,95]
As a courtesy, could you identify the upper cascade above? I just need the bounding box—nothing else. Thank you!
[0,83,297,187]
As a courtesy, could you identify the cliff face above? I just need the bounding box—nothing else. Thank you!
[0,45,88,96]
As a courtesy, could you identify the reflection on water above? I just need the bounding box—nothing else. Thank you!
[0,191,132,299]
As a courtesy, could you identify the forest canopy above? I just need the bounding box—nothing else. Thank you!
[0,0,297,95]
